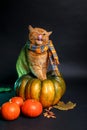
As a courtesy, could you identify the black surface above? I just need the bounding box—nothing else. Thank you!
[0,78,87,130]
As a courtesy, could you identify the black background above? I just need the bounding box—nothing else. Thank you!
[0,0,87,83]
[0,1,87,130]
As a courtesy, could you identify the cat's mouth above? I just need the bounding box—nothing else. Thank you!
[36,39,43,45]
[35,35,43,45]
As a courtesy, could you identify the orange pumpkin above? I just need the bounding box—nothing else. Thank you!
[14,72,66,108]
[1,102,20,120]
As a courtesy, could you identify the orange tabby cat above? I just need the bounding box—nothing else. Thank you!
[27,25,51,80]
[16,25,60,80]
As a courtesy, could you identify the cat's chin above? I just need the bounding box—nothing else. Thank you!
[36,40,43,45]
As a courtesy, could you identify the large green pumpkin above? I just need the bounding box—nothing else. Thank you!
[14,72,66,108]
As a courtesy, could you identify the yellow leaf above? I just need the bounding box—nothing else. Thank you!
[53,101,76,110]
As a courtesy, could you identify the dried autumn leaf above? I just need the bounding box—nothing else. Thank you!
[43,107,56,118]
[53,101,76,110]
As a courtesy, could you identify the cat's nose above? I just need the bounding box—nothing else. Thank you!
[38,35,42,41]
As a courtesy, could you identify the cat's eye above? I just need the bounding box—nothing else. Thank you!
[43,33,46,36]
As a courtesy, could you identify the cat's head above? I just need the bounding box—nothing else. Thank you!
[28,25,52,45]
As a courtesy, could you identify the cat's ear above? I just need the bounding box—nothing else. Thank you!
[48,31,52,36]
[28,25,34,32]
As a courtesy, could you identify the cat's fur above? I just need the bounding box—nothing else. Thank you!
[16,25,60,80]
